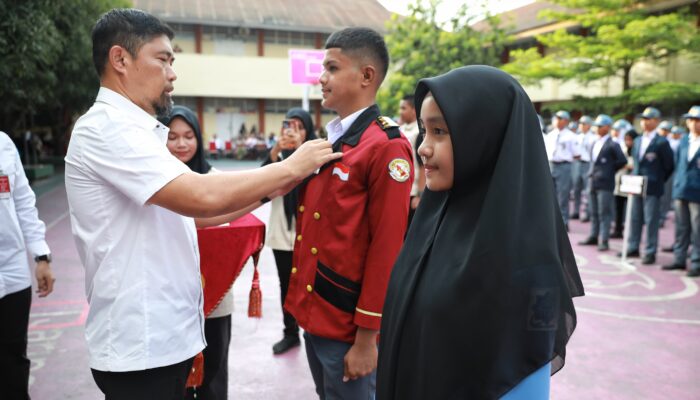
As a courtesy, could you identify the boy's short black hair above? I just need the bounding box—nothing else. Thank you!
[402,94,415,105]
[325,27,389,84]
[92,8,174,77]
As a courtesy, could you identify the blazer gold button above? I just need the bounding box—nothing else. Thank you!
[313,212,321,220]
[297,235,303,241]
[291,267,298,274]
[299,205,305,212]
[311,247,318,255]
[306,285,313,293]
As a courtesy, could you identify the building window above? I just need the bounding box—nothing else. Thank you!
[172,96,199,111]
[263,29,317,47]
[265,99,303,113]
[202,26,257,55]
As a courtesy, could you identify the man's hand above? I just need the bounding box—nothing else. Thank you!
[283,139,342,180]
[343,328,378,382]
[35,261,55,297]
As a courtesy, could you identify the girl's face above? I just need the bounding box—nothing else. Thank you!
[624,135,634,149]
[418,94,454,191]
[167,117,198,163]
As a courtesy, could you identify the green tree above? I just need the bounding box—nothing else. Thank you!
[0,0,130,147]
[503,0,700,93]
[378,0,509,114]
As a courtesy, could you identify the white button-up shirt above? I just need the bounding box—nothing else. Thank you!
[688,133,700,162]
[592,134,610,163]
[639,130,657,159]
[0,132,50,299]
[577,130,597,162]
[545,128,578,162]
[65,87,205,372]
[326,107,368,145]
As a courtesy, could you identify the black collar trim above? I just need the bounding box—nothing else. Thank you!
[333,104,381,151]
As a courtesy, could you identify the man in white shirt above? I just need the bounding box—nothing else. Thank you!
[0,131,54,398]
[572,115,597,222]
[545,110,579,229]
[399,94,424,226]
[65,9,340,399]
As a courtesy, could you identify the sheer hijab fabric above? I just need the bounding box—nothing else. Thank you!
[377,66,584,399]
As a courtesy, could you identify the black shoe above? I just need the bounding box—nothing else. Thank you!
[661,246,674,253]
[597,241,609,251]
[617,250,640,258]
[609,231,623,239]
[661,263,686,271]
[578,237,598,245]
[641,254,656,265]
[687,269,700,277]
[272,335,301,355]
[571,213,579,220]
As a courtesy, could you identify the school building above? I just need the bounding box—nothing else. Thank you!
[133,0,391,144]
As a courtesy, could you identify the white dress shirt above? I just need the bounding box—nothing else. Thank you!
[65,87,205,372]
[668,137,681,155]
[545,128,578,162]
[326,107,368,145]
[688,133,700,162]
[592,134,610,163]
[0,132,50,299]
[401,120,420,196]
[639,130,657,159]
[577,131,597,163]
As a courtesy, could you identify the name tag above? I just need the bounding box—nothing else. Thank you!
[0,174,10,199]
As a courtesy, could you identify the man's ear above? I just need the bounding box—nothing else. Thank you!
[108,45,130,75]
[360,65,377,88]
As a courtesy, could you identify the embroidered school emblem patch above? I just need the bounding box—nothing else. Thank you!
[388,158,410,182]
[332,162,350,181]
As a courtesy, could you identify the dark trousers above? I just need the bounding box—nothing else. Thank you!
[185,315,231,400]
[91,357,193,400]
[273,249,299,337]
[613,195,627,234]
[0,286,32,400]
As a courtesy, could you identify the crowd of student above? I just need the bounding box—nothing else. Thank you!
[543,105,700,277]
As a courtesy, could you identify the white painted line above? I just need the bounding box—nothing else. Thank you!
[45,210,69,231]
[577,306,700,325]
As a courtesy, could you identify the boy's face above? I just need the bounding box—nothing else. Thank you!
[319,48,363,115]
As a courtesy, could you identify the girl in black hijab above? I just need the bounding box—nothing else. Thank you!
[159,105,212,174]
[377,66,584,399]
[262,107,316,354]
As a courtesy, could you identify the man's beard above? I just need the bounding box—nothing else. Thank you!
[154,92,173,119]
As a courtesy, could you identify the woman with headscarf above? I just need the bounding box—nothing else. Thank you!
[262,108,317,355]
[376,66,584,399]
[160,105,262,400]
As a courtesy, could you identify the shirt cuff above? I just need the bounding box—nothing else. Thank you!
[26,240,50,258]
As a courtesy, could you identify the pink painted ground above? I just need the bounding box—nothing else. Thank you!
[27,165,699,399]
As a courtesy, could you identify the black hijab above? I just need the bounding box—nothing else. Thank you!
[158,105,212,174]
[262,108,316,229]
[377,66,584,399]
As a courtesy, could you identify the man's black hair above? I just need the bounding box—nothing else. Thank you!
[92,8,174,77]
[402,94,415,105]
[325,27,389,84]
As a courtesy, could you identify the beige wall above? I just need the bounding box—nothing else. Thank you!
[522,54,700,103]
[171,53,324,100]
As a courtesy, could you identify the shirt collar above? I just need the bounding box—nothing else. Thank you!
[326,107,369,145]
[95,87,169,143]
[596,134,610,143]
[643,129,657,139]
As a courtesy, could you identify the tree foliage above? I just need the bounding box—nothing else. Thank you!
[0,0,130,138]
[378,0,509,114]
[503,0,700,92]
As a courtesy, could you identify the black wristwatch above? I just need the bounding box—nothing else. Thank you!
[35,254,52,263]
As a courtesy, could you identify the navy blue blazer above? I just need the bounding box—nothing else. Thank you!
[589,137,627,192]
[672,135,700,203]
[631,133,675,197]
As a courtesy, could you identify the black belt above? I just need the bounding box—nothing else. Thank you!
[551,161,572,165]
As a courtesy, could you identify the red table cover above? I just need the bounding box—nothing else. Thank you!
[197,213,265,316]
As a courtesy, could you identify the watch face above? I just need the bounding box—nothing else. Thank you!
[35,254,51,263]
